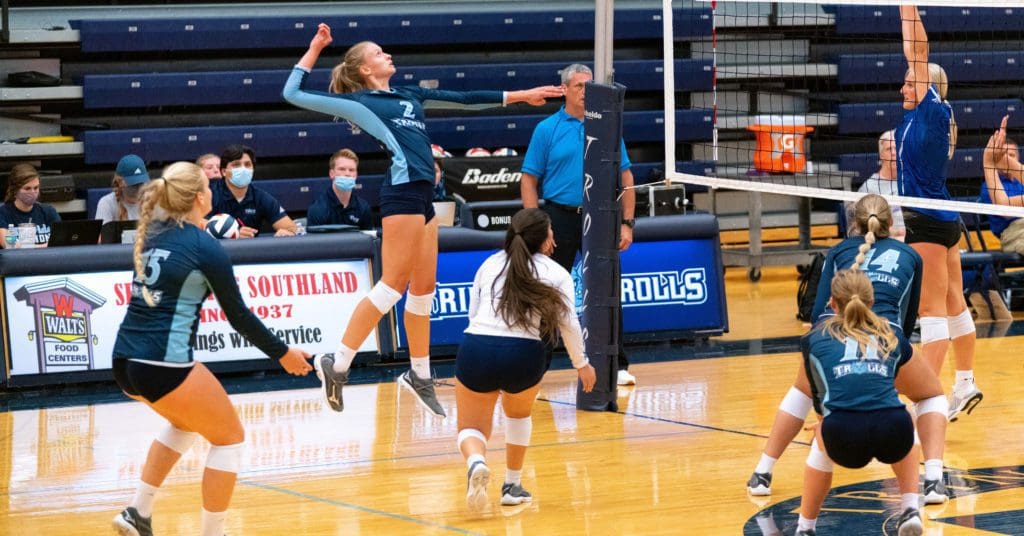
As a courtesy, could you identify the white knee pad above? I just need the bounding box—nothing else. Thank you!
[919,316,950,344]
[366,282,403,314]
[806,439,834,473]
[405,290,434,317]
[156,425,198,455]
[916,394,949,418]
[505,416,533,447]
[947,309,976,339]
[779,387,813,420]
[457,428,487,449]
[206,442,244,474]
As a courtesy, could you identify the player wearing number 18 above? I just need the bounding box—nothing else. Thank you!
[110,162,311,536]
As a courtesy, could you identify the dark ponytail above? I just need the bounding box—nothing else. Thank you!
[494,209,569,343]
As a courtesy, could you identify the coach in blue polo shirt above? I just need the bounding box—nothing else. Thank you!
[520,63,637,385]
[307,148,373,230]
[209,144,298,238]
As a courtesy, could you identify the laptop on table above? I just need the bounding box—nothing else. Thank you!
[47,219,103,247]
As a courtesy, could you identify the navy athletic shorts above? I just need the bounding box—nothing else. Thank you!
[821,406,914,469]
[112,358,194,403]
[379,180,435,222]
[456,333,547,393]
[903,209,961,248]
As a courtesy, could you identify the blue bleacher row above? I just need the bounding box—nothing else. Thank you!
[83,160,713,219]
[70,8,710,53]
[82,109,713,164]
[82,59,713,109]
[838,99,1023,135]
[839,147,987,183]
[835,6,1024,35]
[838,51,1024,86]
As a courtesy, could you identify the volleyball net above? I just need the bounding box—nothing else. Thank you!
[661,0,1024,221]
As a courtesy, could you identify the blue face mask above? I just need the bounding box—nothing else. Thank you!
[228,167,253,188]
[334,176,357,192]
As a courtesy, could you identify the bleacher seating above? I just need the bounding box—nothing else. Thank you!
[70,8,711,53]
[82,59,713,109]
[82,110,714,165]
[838,51,1024,86]
[837,99,1023,135]
[839,147,987,182]
[835,6,1024,35]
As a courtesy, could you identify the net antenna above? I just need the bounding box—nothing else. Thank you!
[661,0,1024,220]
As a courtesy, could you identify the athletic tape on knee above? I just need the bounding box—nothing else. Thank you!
[457,428,487,449]
[919,316,950,344]
[948,309,976,339]
[779,387,813,420]
[366,283,402,314]
[505,417,533,447]
[806,439,834,473]
[916,394,949,418]
[205,442,244,474]
[405,291,434,317]
[155,425,198,454]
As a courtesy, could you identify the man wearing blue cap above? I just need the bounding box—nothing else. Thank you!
[96,154,151,224]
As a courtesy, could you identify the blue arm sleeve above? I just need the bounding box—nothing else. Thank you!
[810,253,836,321]
[199,238,288,360]
[405,86,504,110]
[902,253,923,335]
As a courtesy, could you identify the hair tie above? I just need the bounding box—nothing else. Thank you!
[849,294,862,302]
[868,213,877,219]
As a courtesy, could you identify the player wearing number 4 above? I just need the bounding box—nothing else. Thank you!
[111,162,311,536]
[283,23,563,416]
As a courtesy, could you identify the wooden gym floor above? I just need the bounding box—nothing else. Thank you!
[2,265,1022,535]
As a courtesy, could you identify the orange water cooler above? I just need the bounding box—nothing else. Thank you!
[746,116,814,173]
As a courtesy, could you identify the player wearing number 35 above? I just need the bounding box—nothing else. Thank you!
[110,162,312,536]
[282,23,562,417]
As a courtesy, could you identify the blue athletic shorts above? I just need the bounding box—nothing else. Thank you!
[821,406,914,469]
[379,180,435,222]
[456,333,547,393]
[112,358,194,403]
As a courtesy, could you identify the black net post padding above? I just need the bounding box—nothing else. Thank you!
[577,81,626,412]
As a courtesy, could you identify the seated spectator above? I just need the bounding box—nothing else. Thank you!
[96,154,151,224]
[196,153,222,180]
[431,144,452,201]
[0,163,61,247]
[981,117,1024,254]
[847,130,905,240]
[210,144,297,238]
[307,148,372,230]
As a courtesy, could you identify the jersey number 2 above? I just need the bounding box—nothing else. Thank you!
[399,100,416,119]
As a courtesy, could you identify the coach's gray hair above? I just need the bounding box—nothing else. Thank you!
[560,63,592,85]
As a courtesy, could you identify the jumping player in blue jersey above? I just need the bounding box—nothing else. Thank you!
[111,162,311,536]
[897,5,981,422]
[748,195,949,506]
[283,23,563,417]
[794,269,944,536]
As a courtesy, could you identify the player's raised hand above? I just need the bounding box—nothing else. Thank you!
[310,23,333,50]
[510,86,565,106]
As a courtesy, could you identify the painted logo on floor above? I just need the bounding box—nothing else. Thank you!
[743,465,1024,535]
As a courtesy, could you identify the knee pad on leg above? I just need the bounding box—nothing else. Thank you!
[206,442,244,474]
[156,425,198,454]
[405,290,434,317]
[366,283,403,314]
[505,416,533,447]
[806,439,834,473]
[779,387,813,420]
[919,316,950,344]
[457,428,487,449]
[916,394,949,418]
[947,309,976,339]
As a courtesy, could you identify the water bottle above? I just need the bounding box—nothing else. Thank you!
[294,221,307,236]
[5,225,18,249]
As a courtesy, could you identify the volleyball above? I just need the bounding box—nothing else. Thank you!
[491,147,518,157]
[206,213,240,239]
[465,147,491,157]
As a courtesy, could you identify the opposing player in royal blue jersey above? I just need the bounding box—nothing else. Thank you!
[111,162,311,536]
[897,5,981,422]
[795,269,943,536]
[748,195,949,506]
[282,23,562,417]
